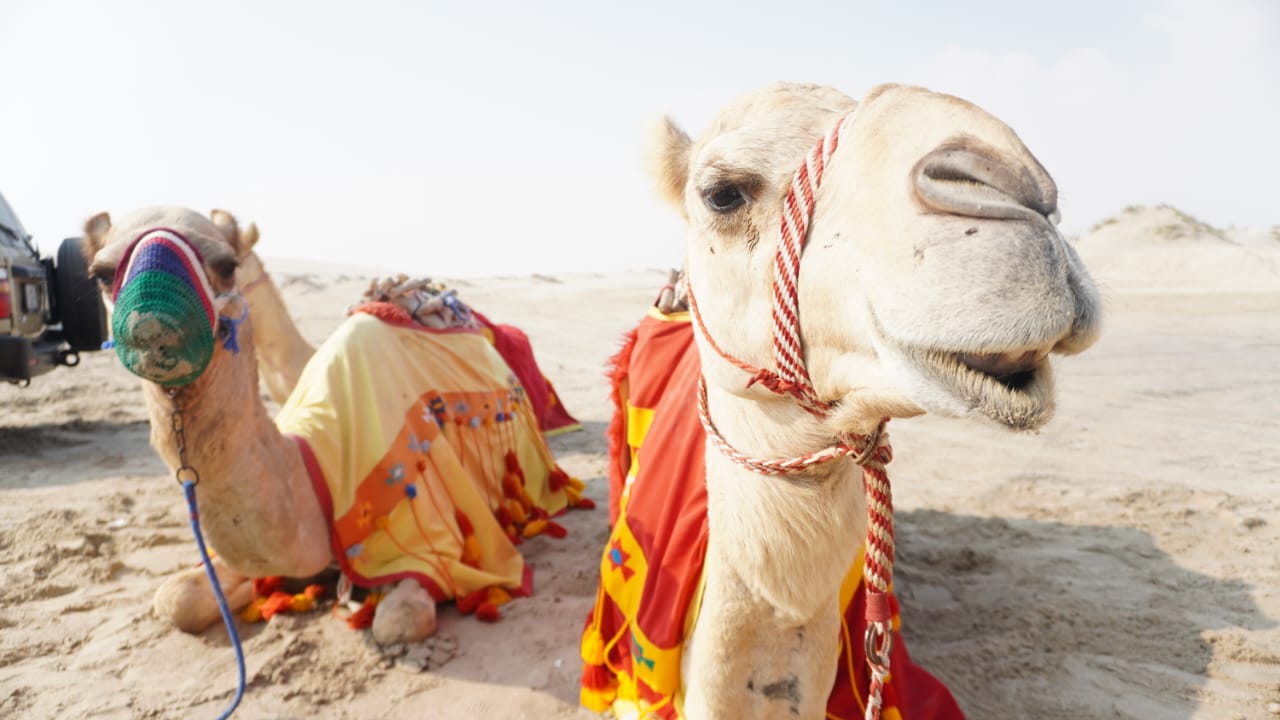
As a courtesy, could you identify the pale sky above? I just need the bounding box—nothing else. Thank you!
[4,0,1277,277]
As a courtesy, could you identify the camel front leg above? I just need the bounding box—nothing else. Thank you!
[153,556,254,634]
[682,549,842,720]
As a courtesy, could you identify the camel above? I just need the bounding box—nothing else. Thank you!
[83,207,582,645]
[581,82,1100,719]
[210,210,582,437]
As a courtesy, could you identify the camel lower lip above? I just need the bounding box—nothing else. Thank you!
[900,344,1057,430]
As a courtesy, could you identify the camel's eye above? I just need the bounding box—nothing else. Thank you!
[89,265,115,290]
[703,184,746,213]
[209,257,239,281]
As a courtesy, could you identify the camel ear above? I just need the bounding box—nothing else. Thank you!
[210,208,241,250]
[644,116,693,214]
[241,222,260,253]
[83,212,112,260]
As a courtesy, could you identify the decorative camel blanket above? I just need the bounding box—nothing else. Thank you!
[474,310,582,437]
[275,303,583,602]
[580,309,964,719]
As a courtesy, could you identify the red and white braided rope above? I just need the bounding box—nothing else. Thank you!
[696,377,883,475]
[688,111,898,720]
[771,115,852,415]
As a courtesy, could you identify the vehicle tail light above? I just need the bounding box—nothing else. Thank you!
[0,270,10,319]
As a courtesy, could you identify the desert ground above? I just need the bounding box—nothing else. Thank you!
[1,205,1277,719]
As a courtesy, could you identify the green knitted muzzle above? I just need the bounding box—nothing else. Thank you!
[111,232,218,387]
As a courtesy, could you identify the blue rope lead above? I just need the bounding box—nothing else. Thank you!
[183,480,246,719]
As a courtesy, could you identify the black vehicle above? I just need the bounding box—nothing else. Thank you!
[0,190,108,384]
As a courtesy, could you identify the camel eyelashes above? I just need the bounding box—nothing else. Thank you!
[703,184,747,213]
[209,256,239,281]
[88,264,115,289]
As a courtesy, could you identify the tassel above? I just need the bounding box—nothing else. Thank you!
[217,304,249,354]
[495,506,513,527]
[239,597,267,623]
[581,629,606,666]
[260,591,296,620]
[454,511,475,537]
[504,451,521,474]
[574,497,597,510]
[289,592,315,613]
[457,588,487,615]
[581,663,614,691]
[522,519,549,538]
[475,602,501,622]
[507,499,528,525]
[486,586,513,606]
[548,468,570,492]
[544,520,568,539]
[253,576,283,598]
[346,596,379,630]
[463,535,484,565]
[502,472,523,499]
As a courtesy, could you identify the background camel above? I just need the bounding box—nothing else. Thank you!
[210,210,582,438]
[82,207,583,645]
[581,82,1100,719]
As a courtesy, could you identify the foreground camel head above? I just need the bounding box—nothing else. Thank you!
[653,82,1100,432]
[83,207,245,386]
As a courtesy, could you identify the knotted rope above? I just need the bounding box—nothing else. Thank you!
[687,111,896,720]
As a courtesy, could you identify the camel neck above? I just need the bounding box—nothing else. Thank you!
[700,380,873,622]
[238,252,315,405]
[138,309,329,577]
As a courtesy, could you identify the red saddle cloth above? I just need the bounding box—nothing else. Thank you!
[580,309,964,719]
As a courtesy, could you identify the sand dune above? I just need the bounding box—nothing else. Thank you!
[1,211,1278,719]
[1073,205,1280,294]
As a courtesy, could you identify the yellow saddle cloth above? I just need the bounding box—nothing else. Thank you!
[275,305,580,601]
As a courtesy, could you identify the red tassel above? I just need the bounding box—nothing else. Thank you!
[454,510,475,537]
[531,506,550,521]
[575,497,597,510]
[456,588,487,615]
[503,472,526,499]
[475,602,501,622]
[548,468,570,492]
[253,576,283,598]
[581,663,614,690]
[504,450,520,473]
[346,600,378,630]
[544,520,569,539]
[260,591,295,620]
[303,584,326,600]
[495,506,513,527]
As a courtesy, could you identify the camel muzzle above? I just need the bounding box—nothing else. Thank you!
[110,230,218,387]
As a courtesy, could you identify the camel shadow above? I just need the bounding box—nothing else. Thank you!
[892,509,1276,719]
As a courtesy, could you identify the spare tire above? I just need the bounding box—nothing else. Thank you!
[55,237,108,352]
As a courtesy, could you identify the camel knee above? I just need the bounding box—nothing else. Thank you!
[153,559,253,634]
[371,579,437,645]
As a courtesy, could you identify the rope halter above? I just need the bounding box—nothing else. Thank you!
[686,111,897,720]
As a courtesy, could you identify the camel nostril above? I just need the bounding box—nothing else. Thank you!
[912,141,1057,222]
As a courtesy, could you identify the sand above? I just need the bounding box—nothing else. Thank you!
[1,206,1277,719]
